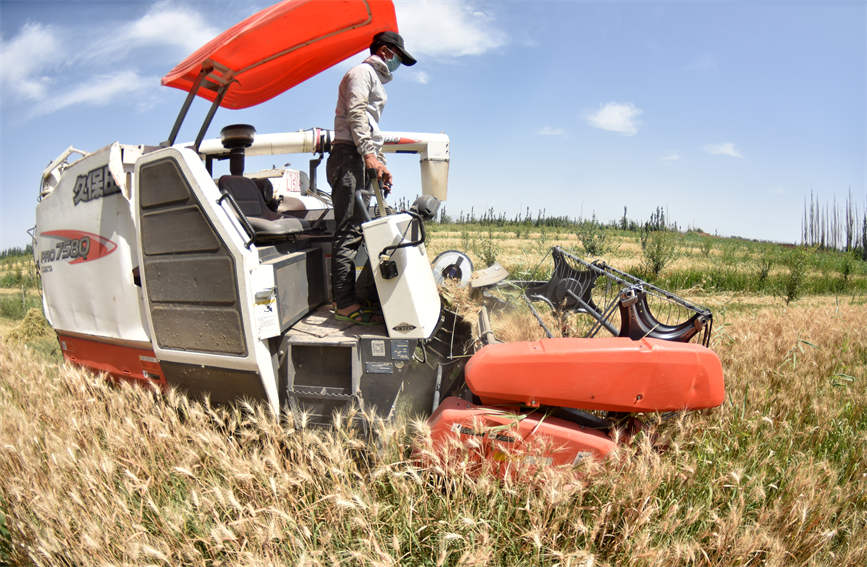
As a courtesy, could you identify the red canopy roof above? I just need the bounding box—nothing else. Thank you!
[161,0,399,109]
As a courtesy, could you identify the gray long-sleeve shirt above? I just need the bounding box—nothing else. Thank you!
[333,54,392,162]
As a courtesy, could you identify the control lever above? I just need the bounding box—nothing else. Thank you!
[355,189,373,222]
[366,167,390,218]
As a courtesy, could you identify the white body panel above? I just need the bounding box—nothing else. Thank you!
[278,194,328,212]
[133,147,280,411]
[35,143,149,343]
[362,213,441,339]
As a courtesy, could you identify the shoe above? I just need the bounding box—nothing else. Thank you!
[334,308,382,326]
[360,301,382,314]
[355,297,381,312]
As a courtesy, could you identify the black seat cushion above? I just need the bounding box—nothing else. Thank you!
[218,175,311,242]
[218,175,278,219]
[246,216,305,237]
[254,178,279,211]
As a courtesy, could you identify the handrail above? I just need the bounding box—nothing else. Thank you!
[379,211,425,258]
[217,191,256,249]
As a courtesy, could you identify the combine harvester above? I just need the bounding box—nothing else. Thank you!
[33,0,723,470]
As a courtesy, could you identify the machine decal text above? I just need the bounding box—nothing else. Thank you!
[39,230,117,267]
[73,165,121,205]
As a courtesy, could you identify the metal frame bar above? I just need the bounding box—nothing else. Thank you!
[162,65,212,147]
[565,289,619,336]
[586,294,622,338]
[552,247,712,319]
[506,246,713,345]
[162,59,235,151]
[194,85,229,153]
[522,293,553,338]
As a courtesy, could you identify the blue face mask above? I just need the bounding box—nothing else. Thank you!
[385,54,401,72]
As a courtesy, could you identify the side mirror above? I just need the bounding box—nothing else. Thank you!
[410,195,440,221]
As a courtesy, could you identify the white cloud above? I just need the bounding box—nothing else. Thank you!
[396,0,507,57]
[86,1,220,62]
[537,126,565,136]
[411,70,430,84]
[29,71,155,118]
[0,23,62,100]
[2,2,217,118]
[586,102,642,136]
[704,142,743,158]
[661,152,681,161]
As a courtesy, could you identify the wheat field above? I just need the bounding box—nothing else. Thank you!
[1,230,865,566]
[1,290,865,566]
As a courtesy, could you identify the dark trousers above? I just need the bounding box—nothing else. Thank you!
[327,144,373,309]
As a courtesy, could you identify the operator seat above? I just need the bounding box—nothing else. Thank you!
[218,175,308,243]
[216,123,314,243]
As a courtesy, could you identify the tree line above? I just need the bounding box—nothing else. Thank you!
[801,189,867,259]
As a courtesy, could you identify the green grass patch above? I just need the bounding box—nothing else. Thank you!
[0,272,38,289]
[0,496,10,565]
[0,294,42,320]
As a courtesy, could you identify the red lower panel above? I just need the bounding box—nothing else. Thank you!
[57,333,166,387]
[426,397,615,474]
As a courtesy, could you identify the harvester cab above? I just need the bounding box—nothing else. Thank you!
[35,0,467,428]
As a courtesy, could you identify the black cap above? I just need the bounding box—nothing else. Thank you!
[372,31,417,66]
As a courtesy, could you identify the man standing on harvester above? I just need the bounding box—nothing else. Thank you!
[327,30,417,325]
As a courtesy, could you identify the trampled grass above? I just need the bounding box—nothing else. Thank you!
[1,296,865,566]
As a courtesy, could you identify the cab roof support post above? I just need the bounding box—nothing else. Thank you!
[162,64,212,147]
[194,84,229,154]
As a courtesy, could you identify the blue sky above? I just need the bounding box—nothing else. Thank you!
[1,0,865,250]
